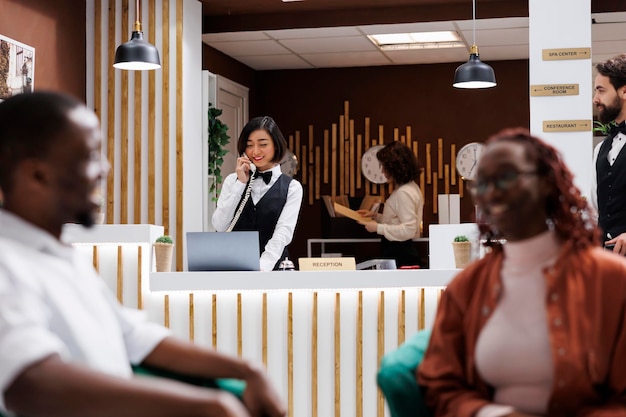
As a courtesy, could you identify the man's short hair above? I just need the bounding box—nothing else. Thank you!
[0,91,82,192]
[596,54,626,91]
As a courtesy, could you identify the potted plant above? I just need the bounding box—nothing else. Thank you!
[593,120,616,136]
[154,235,175,272]
[452,235,471,269]
[208,105,230,202]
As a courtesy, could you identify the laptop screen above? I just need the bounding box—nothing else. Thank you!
[186,231,261,271]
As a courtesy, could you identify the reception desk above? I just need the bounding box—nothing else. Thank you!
[148,269,456,417]
[63,224,462,417]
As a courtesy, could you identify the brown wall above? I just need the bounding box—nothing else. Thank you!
[205,53,530,265]
[0,0,86,101]
[203,44,259,116]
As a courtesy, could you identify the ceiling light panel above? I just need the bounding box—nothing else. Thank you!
[368,31,464,50]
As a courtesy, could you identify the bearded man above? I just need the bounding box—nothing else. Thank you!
[592,54,626,254]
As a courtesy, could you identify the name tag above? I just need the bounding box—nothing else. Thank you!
[298,257,356,271]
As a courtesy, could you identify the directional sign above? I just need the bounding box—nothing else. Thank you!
[530,84,579,96]
[542,48,591,61]
[543,120,592,132]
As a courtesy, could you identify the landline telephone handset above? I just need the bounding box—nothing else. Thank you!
[226,158,256,232]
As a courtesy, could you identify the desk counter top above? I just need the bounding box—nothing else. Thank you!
[150,268,457,292]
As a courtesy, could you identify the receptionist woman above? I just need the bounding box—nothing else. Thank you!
[212,116,303,271]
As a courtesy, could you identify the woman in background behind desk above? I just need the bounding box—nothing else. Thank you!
[357,141,424,267]
[212,116,303,271]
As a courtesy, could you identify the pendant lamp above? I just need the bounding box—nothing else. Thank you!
[453,0,496,89]
[113,0,161,70]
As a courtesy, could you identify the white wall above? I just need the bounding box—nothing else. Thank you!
[529,0,593,197]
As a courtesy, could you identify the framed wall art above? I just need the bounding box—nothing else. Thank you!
[0,34,35,100]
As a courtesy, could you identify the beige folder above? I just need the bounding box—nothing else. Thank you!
[333,202,374,223]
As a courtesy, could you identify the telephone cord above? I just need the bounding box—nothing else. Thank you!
[226,175,255,232]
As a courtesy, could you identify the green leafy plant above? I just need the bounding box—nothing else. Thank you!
[453,235,469,242]
[208,105,230,202]
[593,120,617,136]
[155,235,174,245]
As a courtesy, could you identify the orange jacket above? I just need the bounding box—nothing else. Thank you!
[417,242,626,417]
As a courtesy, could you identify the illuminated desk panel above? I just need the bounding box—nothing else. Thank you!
[148,269,457,417]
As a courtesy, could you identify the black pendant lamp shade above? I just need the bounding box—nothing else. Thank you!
[113,0,161,70]
[453,45,496,89]
[453,0,496,89]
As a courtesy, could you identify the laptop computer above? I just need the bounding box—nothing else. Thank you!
[186,231,261,271]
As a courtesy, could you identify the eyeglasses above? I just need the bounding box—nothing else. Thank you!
[470,170,538,196]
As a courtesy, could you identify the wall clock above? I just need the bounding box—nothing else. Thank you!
[456,142,485,181]
[361,145,388,184]
[279,149,298,177]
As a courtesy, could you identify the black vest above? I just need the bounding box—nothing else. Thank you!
[233,175,292,270]
[596,134,626,239]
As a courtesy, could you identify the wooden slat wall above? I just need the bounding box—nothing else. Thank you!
[289,101,468,218]
[161,0,170,235]
[189,293,195,341]
[147,0,157,225]
[175,0,184,270]
[94,0,102,122]
[288,293,294,417]
[134,71,142,222]
[311,292,318,417]
[105,0,116,223]
[90,0,193,270]
[120,0,129,224]
[377,291,385,417]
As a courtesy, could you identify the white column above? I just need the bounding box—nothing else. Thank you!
[529,0,593,197]
[182,0,204,269]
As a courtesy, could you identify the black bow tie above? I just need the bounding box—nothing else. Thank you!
[609,121,626,137]
[254,170,272,184]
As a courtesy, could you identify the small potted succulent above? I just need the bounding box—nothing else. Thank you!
[154,235,174,272]
[452,235,471,269]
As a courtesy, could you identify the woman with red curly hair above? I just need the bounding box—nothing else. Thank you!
[418,128,626,417]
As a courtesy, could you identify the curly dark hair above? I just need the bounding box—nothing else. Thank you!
[479,127,599,251]
[376,141,423,185]
[595,54,626,91]
[237,116,287,163]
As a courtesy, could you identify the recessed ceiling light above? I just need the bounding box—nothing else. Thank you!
[368,31,464,50]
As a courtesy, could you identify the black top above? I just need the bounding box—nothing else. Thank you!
[233,174,292,270]
[596,131,626,239]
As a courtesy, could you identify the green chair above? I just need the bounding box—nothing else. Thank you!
[376,329,433,417]
[0,366,246,417]
[132,364,246,397]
